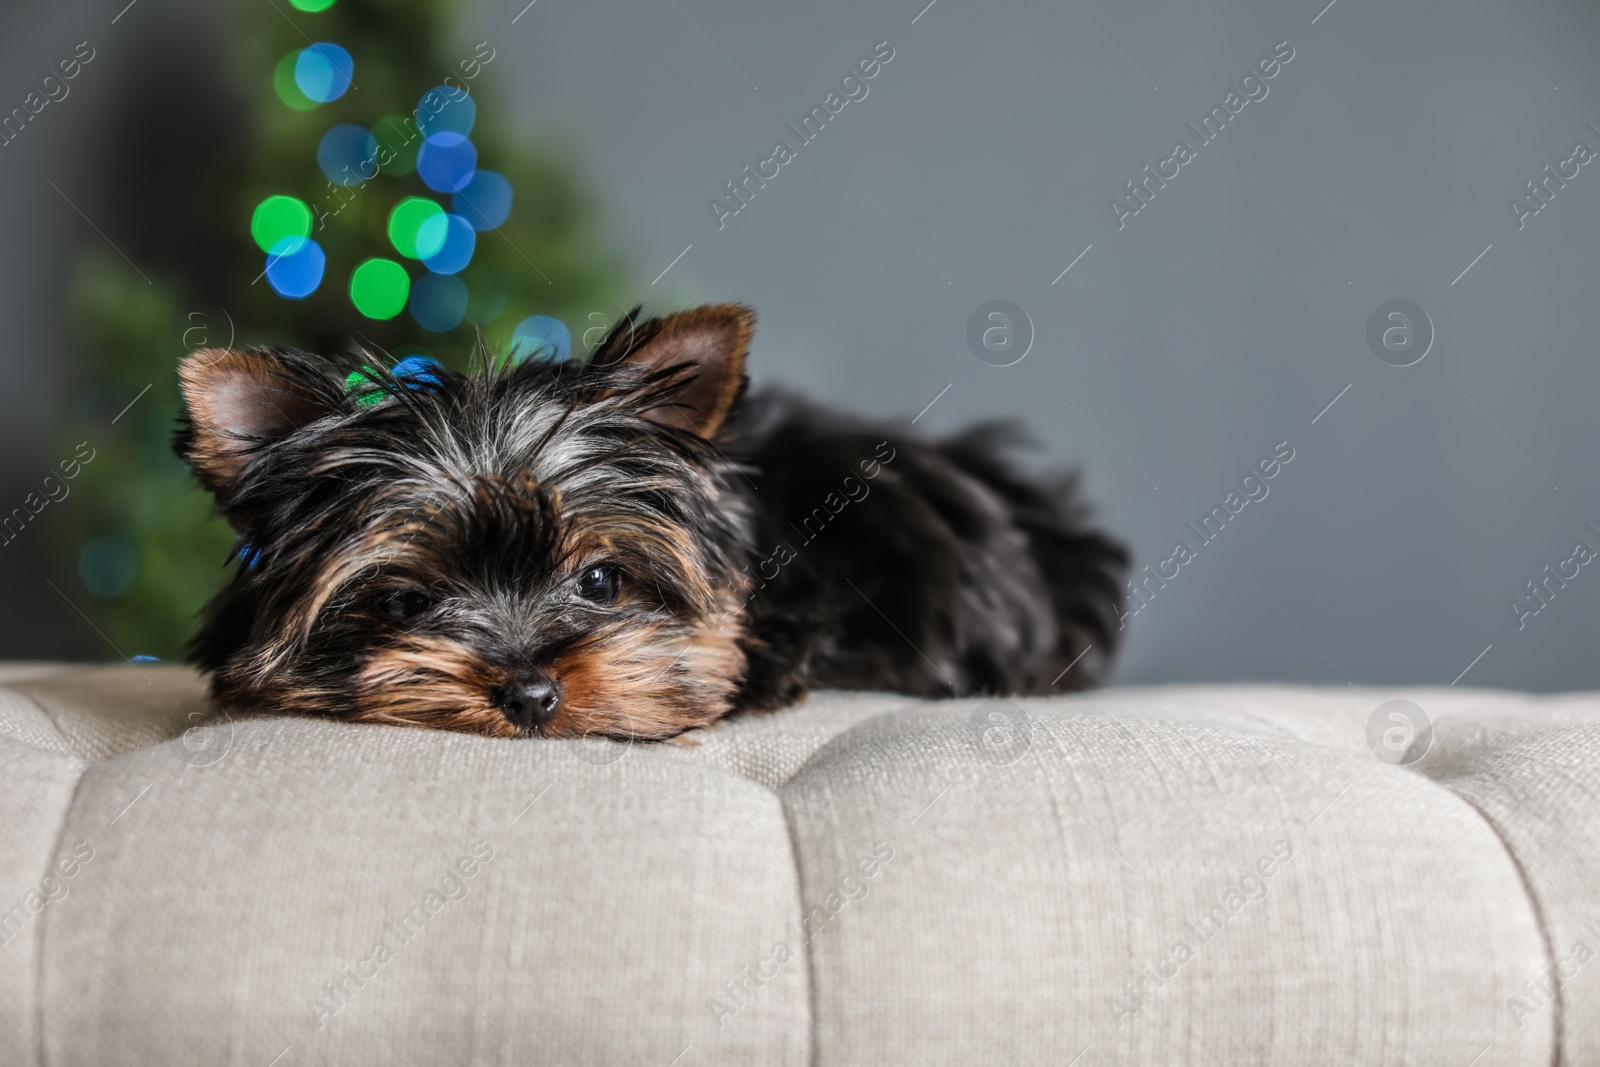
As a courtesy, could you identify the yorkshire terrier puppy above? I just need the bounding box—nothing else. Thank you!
[174,304,1128,739]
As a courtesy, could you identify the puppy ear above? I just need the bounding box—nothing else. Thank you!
[592,304,753,438]
[175,348,342,501]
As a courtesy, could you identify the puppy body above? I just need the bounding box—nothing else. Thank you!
[730,390,1125,709]
[175,305,1127,739]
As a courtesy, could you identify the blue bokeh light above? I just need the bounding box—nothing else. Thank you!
[294,43,354,103]
[265,236,326,299]
[510,315,572,364]
[453,170,513,231]
[417,86,476,137]
[416,132,478,194]
[79,535,137,598]
[317,124,378,187]
[420,214,476,275]
[392,355,444,389]
[409,273,469,332]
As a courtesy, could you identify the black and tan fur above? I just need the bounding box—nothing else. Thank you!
[174,304,1128,739]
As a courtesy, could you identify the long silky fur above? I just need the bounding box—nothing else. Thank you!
[176,312,1129,739]
[181,341,753,739]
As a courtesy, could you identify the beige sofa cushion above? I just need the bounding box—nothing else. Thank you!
[0,666,1591,1065]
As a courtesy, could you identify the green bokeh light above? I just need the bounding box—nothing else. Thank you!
[388,197,447,259]
[289,0,338,10]
[250,195,313,254]
[272,52,318,111]
[350,258,411,320]
[373,115,420,176]
[344,367,386,407]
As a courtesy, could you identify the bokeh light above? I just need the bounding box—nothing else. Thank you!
[410,273,469,332]
[344,367,385,407]
[318,124,378,187]
[346,354,445,406]
[393,355,444,389]
[420,214,476,275]
[288,0,338,10]
[511,315,572,363]
[387,197,447,259]
[294,43,354,104]
[389,346,435,379]
[265,236,326,299]
[453,170,512,231]
[417,132,477,193]
[250,195,312,253]
[273,52,318,111]
[418,86,476,137]
[349,258,410,320]
[373,114,420,175]
[79,535,137,598]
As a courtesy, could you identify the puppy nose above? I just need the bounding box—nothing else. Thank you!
[494,672,561,730]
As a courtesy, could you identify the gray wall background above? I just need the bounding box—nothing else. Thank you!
[3,0,1599,690]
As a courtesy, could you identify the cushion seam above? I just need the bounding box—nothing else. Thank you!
[0,684,76,758]
[0,681,82,1067]
[33,754,91,1067]
[1439,787,1563,1067]
[775,787,818,1067]
[773,699,931,789]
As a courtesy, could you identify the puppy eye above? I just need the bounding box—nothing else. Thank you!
[376,589,433,622]
[574,563,621,604]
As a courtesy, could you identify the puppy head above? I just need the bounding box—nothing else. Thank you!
[174,304,756,740]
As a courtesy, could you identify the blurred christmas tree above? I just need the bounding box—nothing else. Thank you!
[65,0,625,659]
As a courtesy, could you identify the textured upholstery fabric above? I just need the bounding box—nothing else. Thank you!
[0,666,1594,1065]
